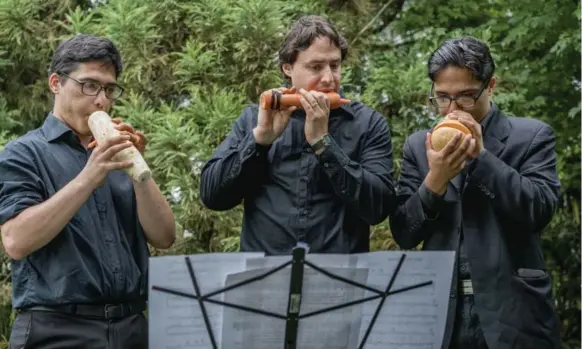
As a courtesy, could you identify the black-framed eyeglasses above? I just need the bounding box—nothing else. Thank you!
[59,72,124,100]
[429,80,489,109]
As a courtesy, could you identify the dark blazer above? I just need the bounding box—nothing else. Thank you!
[390,104,562,349]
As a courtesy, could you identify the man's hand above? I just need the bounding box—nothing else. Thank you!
[446,111,484,158]
[253,87,298,145]
[299,88,331,145]
[424,131,476,195]
[112,119,147,154]
[88,119,147,155]
[81,135,134,188]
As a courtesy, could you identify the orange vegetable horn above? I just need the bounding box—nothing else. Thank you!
[260,90,351,110]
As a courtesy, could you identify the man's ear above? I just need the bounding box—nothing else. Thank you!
[282,63,293,79]
[48,73,61,94]
[487,76,497,95]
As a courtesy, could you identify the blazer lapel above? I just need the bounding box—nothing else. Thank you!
[484,134,506,158]
[482,104,510,158]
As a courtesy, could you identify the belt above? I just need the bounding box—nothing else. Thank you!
[20,299,146,319]
[460,279,474,295]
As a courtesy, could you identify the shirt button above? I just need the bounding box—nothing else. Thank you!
[246,148,252,154]
[301,176,309,182]
[324,163,330,168]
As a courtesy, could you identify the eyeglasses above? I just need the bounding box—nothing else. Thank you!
[59,72,124,100]
[429,80,489,109]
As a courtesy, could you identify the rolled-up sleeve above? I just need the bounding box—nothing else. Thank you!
[0,143,45,225]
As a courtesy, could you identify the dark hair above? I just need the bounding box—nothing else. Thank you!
[49,34,123,78]
[428,36,495,83]
[278,15,348,71]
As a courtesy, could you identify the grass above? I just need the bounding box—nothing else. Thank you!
[0,282,12,347]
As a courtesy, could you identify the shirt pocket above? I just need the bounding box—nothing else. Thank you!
[329,118,361,161]
[270,144,304,179]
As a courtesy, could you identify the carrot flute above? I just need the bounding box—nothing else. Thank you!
[260,90,351,110]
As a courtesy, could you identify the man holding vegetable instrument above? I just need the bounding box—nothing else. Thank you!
[200,15,396,255]
[390,36,561,349]
[0,34,175,348]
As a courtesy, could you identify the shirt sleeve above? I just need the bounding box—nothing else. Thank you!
[199,106,271,210]
[316,113,396,225]
[0,142,46,225]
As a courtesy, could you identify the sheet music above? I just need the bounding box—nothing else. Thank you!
[221,266,369,349]
[353,251,455,349]
[148,250,455,349]
[148,253,264,349]
[245,253,360,270]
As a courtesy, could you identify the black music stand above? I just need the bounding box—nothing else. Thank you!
[151,246,437,349]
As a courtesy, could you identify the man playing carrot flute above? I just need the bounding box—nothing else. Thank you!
[201,15,396,255]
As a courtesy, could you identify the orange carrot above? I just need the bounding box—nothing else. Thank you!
[260,90,351,110]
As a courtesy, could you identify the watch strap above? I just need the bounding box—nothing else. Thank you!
[310,134,331,153]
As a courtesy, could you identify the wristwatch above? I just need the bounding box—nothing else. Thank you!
[310,134,332,154]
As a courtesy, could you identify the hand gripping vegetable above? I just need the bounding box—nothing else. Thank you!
[87,111,152,182]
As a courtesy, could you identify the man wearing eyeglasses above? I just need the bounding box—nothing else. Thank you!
[0,34,175,348]
[390,37,561,349]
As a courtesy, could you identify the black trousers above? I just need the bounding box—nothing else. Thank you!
[449,294,489,349]
[9,309,148,349]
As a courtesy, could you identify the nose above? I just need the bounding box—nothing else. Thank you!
[447,100,460,113]
[94,89,109,110]
[320,65,334,85]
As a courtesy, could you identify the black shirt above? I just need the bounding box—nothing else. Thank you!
[200,101,396,255]
[0,113,150,308]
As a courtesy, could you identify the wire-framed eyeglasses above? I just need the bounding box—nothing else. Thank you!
[59,72,124,100]
[428,80,490,109]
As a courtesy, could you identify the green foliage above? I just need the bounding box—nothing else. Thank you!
[0,0,578,346]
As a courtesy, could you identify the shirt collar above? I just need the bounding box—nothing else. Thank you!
[336,88,356,119]
[41,113,76,143]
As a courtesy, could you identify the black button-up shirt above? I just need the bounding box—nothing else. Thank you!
[200,101,395,255]
[0,114,149,309]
